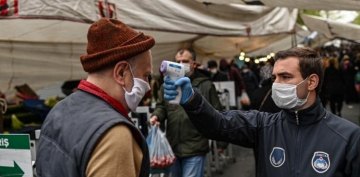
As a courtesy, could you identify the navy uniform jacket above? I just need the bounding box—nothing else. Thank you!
[183,89,360,177]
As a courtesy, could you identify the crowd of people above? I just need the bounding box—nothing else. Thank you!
[318,45,360,116]
[34,18,360,177]
[152,44,360,116]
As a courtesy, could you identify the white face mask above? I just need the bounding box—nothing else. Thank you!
[271,77,309,110]
[210,68,217,74]
[123,64,151,112]
[182,63,191,75]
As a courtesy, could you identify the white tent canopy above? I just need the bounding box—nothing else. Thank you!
[301,14,360,42]
[0,0,298,98]
[4,0,297,36]
[196,0,360,11]
[247,26,310,57]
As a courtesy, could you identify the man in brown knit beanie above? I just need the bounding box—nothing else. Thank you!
[36,18,155,177]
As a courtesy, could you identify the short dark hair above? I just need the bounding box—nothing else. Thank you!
[274,47,324,94]
[177,48,196,61]
[207,60,217,68]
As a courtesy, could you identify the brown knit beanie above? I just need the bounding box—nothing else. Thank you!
[80,18,155,72]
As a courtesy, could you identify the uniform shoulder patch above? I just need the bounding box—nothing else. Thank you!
[269,147,285,167]
[312,151,330,173]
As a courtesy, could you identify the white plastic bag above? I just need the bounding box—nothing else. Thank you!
[146,125,176,169]
[240,92,251,106]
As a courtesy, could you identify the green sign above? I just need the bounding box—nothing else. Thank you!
[0,135,30,149]
[0,134,33,177]
[0,161,24,177]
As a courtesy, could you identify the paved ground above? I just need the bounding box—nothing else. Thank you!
[211,103,360,177]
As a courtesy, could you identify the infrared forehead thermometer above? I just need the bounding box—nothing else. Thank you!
[160,60,185,105]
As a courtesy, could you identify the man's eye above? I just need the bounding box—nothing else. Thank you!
[271,76,276,81]
[283,76,291,79]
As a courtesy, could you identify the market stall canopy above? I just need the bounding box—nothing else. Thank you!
[301,14,360,41]
[196,0,360,11]
[0,0,297,98]
[247,25,310,57]
[1,0,296,36]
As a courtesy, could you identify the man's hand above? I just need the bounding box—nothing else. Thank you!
[150,116,160,125]
[163,76,194,104]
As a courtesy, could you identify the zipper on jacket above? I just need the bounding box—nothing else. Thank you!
[294,111,301,177]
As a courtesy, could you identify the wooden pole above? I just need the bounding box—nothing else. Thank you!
[0,104,3,133]
[0,98,6,133]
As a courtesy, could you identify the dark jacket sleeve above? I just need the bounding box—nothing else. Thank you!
[345,133,360,177]
[207,82,228,149]
[182,89,265,148]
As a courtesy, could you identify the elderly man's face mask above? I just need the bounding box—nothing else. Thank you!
[123,64,151,112]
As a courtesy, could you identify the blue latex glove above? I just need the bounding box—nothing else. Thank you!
[163,76,194,104]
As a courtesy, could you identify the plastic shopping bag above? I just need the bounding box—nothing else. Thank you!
[240,91,251,106]
[146,125,176,174]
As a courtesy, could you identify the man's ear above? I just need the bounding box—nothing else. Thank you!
[308,74,319,91]
[191,60,197,69]
[113,61,129,86]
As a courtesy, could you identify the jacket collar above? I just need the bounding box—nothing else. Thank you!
[77,80,132,121]
[190,69,210,86]
[189,68,199,81]
[282,97,327,125]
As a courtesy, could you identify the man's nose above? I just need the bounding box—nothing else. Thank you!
[273,78,279,83]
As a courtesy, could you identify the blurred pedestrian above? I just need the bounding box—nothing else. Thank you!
[251,65,280,113]
[219,59,247,109]
[241,65,259,110]
[150,48,222,177]
[323,57,345,116]
[340,56,359,104]
[207,60,229,82]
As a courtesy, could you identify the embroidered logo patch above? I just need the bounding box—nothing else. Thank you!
[312,151,330,173]
[270,147,285,167]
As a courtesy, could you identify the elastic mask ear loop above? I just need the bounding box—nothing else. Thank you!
[123,63,135,93]
[297,77,310,99]
[304,90,310,99]
[127,63,135,79]
[296,77,309,86]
